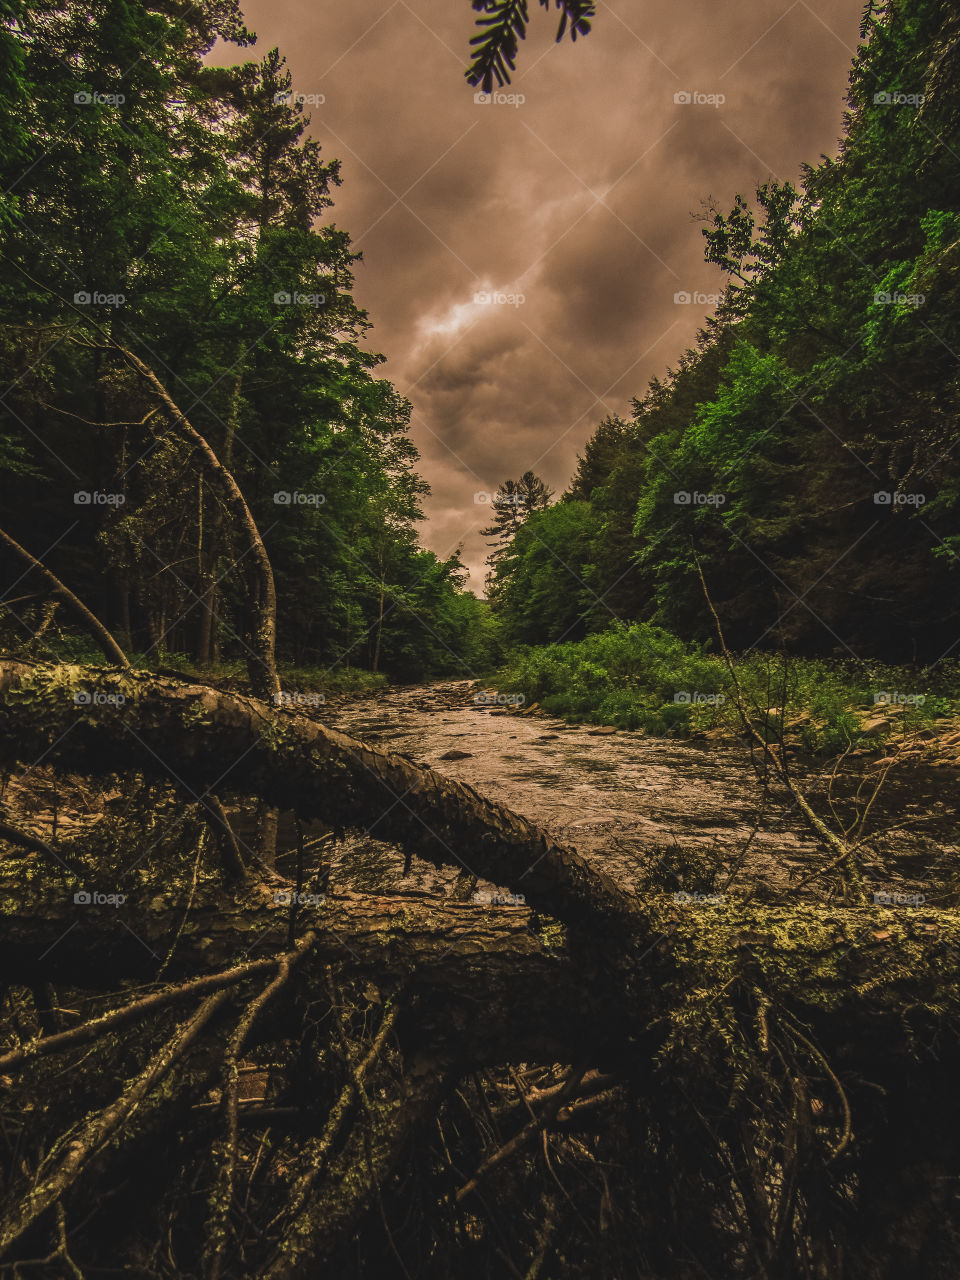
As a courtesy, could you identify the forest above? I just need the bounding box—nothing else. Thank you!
[487,2,960,660]
[0,0,959,1277]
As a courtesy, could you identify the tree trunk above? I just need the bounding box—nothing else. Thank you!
[0,662,958,1027]
[257,800,280,867]
[0,886,605,1062]
[1,864,958,1062]
[195,474,213,666]
[2,664,960,1277]
[108,345,279,701]
[0,527,129,667]
[372,577,386,673]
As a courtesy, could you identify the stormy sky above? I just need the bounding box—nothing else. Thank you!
[218,0,866,589]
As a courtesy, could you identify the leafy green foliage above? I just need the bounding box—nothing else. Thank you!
[480,469,554,588]
[487,499,599,643]
[495,621,960,744]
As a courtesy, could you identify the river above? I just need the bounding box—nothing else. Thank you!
[320,680,845,902]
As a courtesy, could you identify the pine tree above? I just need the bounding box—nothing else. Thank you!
[480,471,553,566]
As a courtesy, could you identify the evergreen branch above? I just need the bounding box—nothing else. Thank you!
[466,0,595,92]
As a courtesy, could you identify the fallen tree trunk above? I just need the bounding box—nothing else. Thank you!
[0,660,642,933]
[1,661,959,1033]
[2,877,959,1057]
[0,888,602,1063]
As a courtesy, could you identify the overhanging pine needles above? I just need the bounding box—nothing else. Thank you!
[466,0,595,91]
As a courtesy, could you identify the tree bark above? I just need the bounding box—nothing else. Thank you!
[107,345,280,702]
[0,659,958,1275]
[1,874,958,1064]
[3,663,960,1075]
[0,886,605,1063]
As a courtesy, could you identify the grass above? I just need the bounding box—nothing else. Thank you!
[494,623,960,753]
[141,651,389,698]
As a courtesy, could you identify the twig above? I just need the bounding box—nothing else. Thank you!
[154,830,207,981]
[272,1000,401,1230]
[784,1019,853,1160]
[204,930,317,1280]
[455,1064,587,1203]
[695,559,866,902]
[0,991,231,1256]
[0,952,295,1074]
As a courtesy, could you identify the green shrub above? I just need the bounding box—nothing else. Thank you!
[495,625,960,752]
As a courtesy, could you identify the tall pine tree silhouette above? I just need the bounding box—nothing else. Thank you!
[480,470,553,589]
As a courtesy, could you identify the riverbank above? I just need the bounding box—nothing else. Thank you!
[492,623,960,755]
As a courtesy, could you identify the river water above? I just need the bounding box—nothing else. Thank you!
[321,681,839,902]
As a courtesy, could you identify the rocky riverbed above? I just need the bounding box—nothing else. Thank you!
[321,681,958,905]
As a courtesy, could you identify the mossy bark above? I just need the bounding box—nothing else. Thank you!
[0,660,641,933]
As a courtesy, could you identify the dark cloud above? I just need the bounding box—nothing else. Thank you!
[217,0,865,586]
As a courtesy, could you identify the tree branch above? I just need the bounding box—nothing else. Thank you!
[0,525,129,667]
